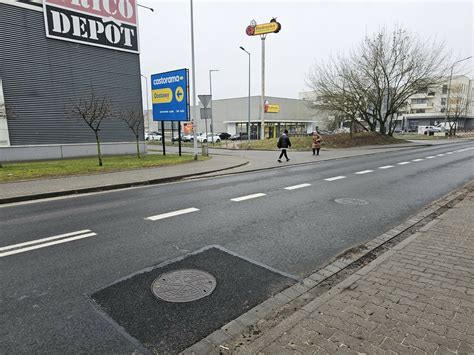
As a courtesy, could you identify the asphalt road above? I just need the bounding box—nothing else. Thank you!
[1,141,473,353]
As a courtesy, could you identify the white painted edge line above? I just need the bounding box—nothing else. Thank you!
[324,176,346,181]
[0,232,97,257]
[378,165,394,169]
[146,207,200,221]
[230,193,266,202]
[0,229,92,251]
[354,170,373,175]
[436,153,445,156]
[412,158,424,162]
[397,162,411,165]
[284,183,311,190]
[426,156,435,159]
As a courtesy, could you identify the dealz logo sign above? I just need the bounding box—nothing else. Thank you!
[43,0,139,53]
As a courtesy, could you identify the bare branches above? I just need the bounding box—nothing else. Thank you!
[69,89,113,166]
[307,26,452,135]
[119,108,144,158]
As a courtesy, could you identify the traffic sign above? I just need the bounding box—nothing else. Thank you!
[151,68,189,121]
[198,95,212,109]
[200,108,211,120]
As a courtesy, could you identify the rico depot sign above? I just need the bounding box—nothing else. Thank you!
[43,0,139,53]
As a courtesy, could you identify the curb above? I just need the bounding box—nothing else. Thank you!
[182,181,472,354]
[0,160,249,205]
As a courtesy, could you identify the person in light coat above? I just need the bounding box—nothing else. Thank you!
[312,131,321,156]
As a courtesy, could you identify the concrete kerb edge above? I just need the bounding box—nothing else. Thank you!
[0,160,250,205]
[183,181,472,354]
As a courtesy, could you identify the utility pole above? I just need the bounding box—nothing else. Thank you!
[260,35,266,140]
[209,69,219,144]
[240,46,251,146]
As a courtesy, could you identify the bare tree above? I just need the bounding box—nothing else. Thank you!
[119,108,144,158]
[70,89,112,166]
[446,83,471,136]
[308,26,451,136]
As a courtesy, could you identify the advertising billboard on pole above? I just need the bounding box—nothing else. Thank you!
[151,69,190,121]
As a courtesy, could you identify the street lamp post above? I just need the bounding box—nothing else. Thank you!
[189,0,198,160]
[209,69,219,144]
[240,46,251,146]
[445,56,472,131]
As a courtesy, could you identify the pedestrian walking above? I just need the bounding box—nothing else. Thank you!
[277,129,291,162]
[312,130,321,156]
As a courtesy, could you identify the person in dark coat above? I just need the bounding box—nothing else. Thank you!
[277,129,291,162]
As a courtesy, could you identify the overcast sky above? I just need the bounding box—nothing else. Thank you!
[138,0,473,105]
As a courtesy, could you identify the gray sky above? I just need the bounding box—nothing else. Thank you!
[138,0,473,105]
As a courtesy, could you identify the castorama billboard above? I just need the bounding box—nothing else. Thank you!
[42,0,139,53]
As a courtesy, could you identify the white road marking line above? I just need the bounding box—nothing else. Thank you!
[412,158,424,162]
[0,232,96,258]
[146,207,199,221]
[436,154,445,156]
[0,229,92,252]
[230,193,266,202]
[284,183,311,190]
[354,170,373,175]
[378,165,394,169]
[398,162,411,165]
[455,148,474,152]
[324,176,346,181]
[426,156,435,159]
[446,152,454,155]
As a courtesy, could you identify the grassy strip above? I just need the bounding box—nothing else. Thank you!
[246,132,405,150]
[0,154,199,182]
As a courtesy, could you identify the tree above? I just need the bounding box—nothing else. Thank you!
[70,89,112,166]
[446,83,470,136]
[119,108,144,158]
[307,26,451,136]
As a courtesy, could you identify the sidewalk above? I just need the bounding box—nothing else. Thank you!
[186,182,474,354]
[0,142,426,204]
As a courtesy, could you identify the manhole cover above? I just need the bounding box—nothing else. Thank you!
[335,198,369,206]
[151,269,217,303]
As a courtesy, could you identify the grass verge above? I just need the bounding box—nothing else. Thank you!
[0,154,199,182]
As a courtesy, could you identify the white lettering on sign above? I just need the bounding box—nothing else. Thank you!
[152,76,181,85]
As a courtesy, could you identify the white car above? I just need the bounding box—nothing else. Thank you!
[196,133,221,143]
[145,132,162,141]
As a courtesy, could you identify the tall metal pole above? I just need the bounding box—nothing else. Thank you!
[445,56,472,130]
[260,36,266,140]
[209,69,219,144]
[248,51,251,146]
[190,0,198,160]
[140,74,150,132]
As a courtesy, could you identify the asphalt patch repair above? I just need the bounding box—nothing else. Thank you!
[90,246,295,354]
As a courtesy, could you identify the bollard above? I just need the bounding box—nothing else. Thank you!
[202,144,209,156]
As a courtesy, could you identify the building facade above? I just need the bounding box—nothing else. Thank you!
[0,0,144,161]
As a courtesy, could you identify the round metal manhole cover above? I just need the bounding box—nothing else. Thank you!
[151,269,217,303]
[335,198,369,206]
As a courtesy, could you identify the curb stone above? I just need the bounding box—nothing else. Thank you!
[182,181,472,354]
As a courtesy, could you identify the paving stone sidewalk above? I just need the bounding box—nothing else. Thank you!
[220,188,474,354]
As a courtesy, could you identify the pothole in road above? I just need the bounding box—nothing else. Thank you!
[335,198,369,206]
[151,269,217,303]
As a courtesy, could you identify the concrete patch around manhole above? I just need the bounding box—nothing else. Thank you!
[151,269,217,303]
[89,246,295,354]
[335,198,369,206]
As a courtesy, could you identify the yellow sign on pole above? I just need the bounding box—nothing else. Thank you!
[246,19,281,36]
[266,104,280,113]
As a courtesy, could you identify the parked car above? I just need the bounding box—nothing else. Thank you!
[145,132,162,141]
[182,134,194,142]
[196,133,221,143]
[172,134,183,142]
[230,132,249,140]
[418,126,441,135]
[218,132,231,140]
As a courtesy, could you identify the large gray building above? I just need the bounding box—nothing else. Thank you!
[0,0,144,161]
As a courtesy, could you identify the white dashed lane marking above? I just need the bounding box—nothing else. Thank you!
[426,156,435,159]
[284,183,311,190]
[354,170,373,175]
[412,158,424,162]
[436,153,445,156]
[446,152,454,155]
[146,207,199,221]
[0,230,97,258]
[324,176,346,181]
[379,165,394,169]
[230,193,266,202]
[398,162,410,165]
